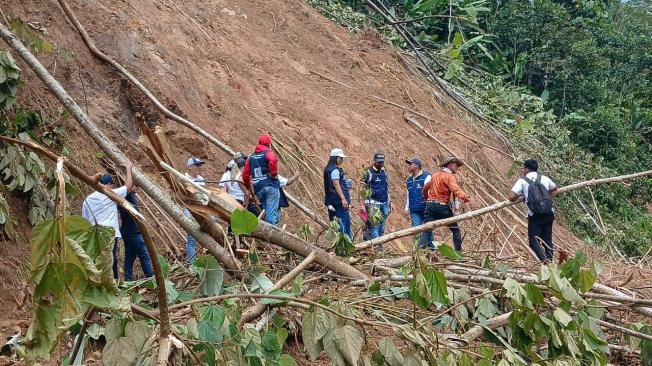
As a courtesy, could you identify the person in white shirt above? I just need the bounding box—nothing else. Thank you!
[184,156,206,264]
[509,159,558,262]
[81,161,134,279]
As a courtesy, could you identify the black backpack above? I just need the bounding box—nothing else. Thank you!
[523,174,553,215]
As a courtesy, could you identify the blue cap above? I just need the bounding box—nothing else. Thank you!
[405,158,422,168]
[99,174,114,185]
[373,152,385,163]
[187,156,205,167]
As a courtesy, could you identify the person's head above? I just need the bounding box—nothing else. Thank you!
[440,156,464,173]
[373,151,385,168]
[99,174,116,188]
[329,148,347,167]
[233,152,247,168]
[523,159,539,174]
[405,158,422,174]
[258,134,272,148]
[187,156,205,176]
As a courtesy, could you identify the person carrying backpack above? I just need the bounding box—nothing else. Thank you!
[509,159,558,263]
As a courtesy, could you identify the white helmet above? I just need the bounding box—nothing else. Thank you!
[329,148,347,158]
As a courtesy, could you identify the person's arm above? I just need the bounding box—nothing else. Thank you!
[405,188,409,212]
[548,179,559,196]
[332,179,349,209]
[124,160,134,191]
[266,150,278,178]
[448,175,470,203]
[242,159,252,190]
[218,172,230,192]
[81,200,90,221]
[422,180,432,200]
[286,172,300,186]
[509,179,524,202]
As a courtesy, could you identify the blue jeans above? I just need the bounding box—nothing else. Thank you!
[328,204,352,239]
[366,202,390,239]
[410,210,432,246]
[123,234,153,281]
[184,208,197,264]
[256,185,280,225]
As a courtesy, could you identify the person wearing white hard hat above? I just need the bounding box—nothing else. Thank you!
[323,148,353,239]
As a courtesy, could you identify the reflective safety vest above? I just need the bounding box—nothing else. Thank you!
[248,151,279,192]
[406,171,430,213]
[324,166,350,207]
[366,167,388,203]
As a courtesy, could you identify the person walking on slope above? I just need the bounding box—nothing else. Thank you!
[118,189,153,281]
[361,152,394,241]
[508,159,558,263]
[184,156,207,264]
[324,148,353,239]
[242,134,281,225]
[82,161,134,280]
[419,156,473,251]
[404,158,431,228]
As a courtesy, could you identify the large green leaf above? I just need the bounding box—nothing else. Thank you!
[231,208,258,236]
[438,243,463,260]
[301,310,323,360]
[330,325,363,366]
[193,255,224,296]
[379,337,404,366]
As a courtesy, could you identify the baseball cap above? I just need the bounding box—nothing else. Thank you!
[329,148,347,158]
[99,174,114,185]
[405,158,422,168]
[233,152,246,160]
[187,156,205,167]
[226,160,237,170]
[373,152,385,163]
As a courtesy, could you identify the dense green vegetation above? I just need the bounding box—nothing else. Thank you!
[309,0,652,256]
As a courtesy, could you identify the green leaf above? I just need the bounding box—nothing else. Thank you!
[302,310,323,360]
[193,255,224,296]
[525,283,545,306]
[101,338,138,366]
[261,289,292,304]
[576,269,596,292]
[553,308,573,328]
[279,354,298,366]
[438,243,463,260]
[379,337,404,366]
[230,208,258,236]
[200,304,226,328]
[198,320,222,343]
[250,274,274,294]
[262,330,282,360]
[368,281,381,295]
[332,325,364,366]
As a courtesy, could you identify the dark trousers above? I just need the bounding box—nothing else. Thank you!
[419,202,462,251]
[528,213,555,262]
[124,234,153,281]
[112,238,120,279]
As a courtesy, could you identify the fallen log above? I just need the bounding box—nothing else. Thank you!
[161,162,368,280]
[0,23,242,273]
[355,169,652,252]
[238,252,317,326]
[55,0,329,229]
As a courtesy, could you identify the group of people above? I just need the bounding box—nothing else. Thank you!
[81,132,558,281]
[324,151,557,263]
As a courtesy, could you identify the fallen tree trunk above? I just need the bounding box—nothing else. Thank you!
[0,23,242,273]
[355,169,652,252]
[55,0,328,229]
[238,252,316,326]
[162,163,368,279]
[462,312,511,342]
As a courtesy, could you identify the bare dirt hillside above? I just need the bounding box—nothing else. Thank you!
[1,0,626,360]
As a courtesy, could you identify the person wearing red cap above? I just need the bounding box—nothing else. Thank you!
[242,134,281,225]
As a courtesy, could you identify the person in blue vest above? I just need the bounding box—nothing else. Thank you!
[242,134,281,225]
[323,148,352,239]
[404,158,431,233]
[118,189,154,281]
[361,151,393,241]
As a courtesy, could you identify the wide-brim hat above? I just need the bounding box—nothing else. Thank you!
[439,156,464,167]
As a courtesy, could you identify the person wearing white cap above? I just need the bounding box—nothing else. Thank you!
[184,155,207,264]
[323,148,353,239]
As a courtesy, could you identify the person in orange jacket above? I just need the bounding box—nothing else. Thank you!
[419,156,475,251]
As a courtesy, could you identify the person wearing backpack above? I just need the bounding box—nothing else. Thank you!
[509,159,558,263]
